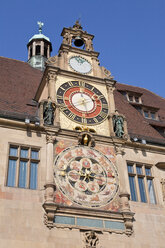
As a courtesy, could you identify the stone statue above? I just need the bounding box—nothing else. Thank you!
[113,115,124,138]
[43,100,55,125]
[62,32,72,45]
[84,231,99,248]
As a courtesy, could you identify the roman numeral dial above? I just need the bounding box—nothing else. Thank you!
[57,81,109,125]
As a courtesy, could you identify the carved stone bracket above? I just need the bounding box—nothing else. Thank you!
[115,144,125,156]
[43,202,57,229]
[44,182,56,203]
[119,192,131,212]
[119,192,134,236]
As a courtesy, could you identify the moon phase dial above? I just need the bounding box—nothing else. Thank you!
[57,81,109,125]
[54,146,119,208]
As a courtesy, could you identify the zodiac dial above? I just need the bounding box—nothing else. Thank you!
[54,146,119,208]
[57,81,109,125]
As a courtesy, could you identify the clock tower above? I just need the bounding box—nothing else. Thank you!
[35,21,133,237]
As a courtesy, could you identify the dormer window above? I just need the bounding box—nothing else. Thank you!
[144,110,149,118]
[151,112,156,120]
[143,109,157,120]
[120,91,142,104]
[128,95,133,102]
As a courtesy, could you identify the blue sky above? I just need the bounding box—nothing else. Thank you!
[1,0,165,97]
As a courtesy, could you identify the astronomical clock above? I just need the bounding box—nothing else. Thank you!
[42,21,134,236]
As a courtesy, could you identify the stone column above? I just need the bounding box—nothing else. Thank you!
[106,82,116,113]
[115,145,134,235]
[47,45,50,58]
[106,82,116,136]
[32,41,36,56]
[44,133,56,203]
[41,41,44,56]
[115,145,128,193]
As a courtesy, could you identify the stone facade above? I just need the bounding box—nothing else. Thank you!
[0,21,165,248]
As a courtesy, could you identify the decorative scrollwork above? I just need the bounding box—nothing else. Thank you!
[84,231,99,248]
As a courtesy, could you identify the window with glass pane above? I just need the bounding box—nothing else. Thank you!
[135,97,139,103]
[136,166,142,175]
[30,162,38,189]
[20,148,28,158]
[145,168,151,176]
[7,145,39,190]
[144,111,149,118]
[7,159,17,187]
[19,161,27,188]
[151,112,156,120]
[147,179,156,204]
[127,164,134,173]
[31,150,39,160]
[127,162,156,204]
[9,147,18,156]
[128,176,137,201]
[129,95,133,101]
[138,177,147,202]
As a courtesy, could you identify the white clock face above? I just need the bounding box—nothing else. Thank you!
[71,92,95,112]
[69,56,92,74]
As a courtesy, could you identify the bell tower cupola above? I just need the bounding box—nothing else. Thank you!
[27,21,52,71]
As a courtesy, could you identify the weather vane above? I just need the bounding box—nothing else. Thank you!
[37,21,44,34]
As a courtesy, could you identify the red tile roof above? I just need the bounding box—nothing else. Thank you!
[0,57,165,144]
[0,56,42,119]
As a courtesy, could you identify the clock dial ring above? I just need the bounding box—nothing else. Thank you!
[54,146,119,208]
[57,81,109,125]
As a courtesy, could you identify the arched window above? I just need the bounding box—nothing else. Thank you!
[36,45,41,55]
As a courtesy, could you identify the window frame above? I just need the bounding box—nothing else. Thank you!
[6,144,40,190]
[127,162,156,204]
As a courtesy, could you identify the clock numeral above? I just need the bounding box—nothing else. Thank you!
[59,86,66,91]
[98,95,105,100]
[60,104,67,111]
[79,81,85,88]
[68,81,74,87]
[57,95,64,99]
[68,112,76,119]
[93,117,99,123]
[102,103,108,109]
[82,118,87,124]
[91,86,95,92]
[99,112,107,119]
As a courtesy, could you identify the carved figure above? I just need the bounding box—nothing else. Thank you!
[85,38,94,51]
[84,231,99,248]
[62,32,72,45]
[43,100,55,125]
[113,115,124,138]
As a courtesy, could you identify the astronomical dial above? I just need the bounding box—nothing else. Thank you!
[54,146,119,208]
[57,81,109,125]
[69,56,92,74]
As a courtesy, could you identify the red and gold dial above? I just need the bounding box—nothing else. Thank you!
[57,81,109,125]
